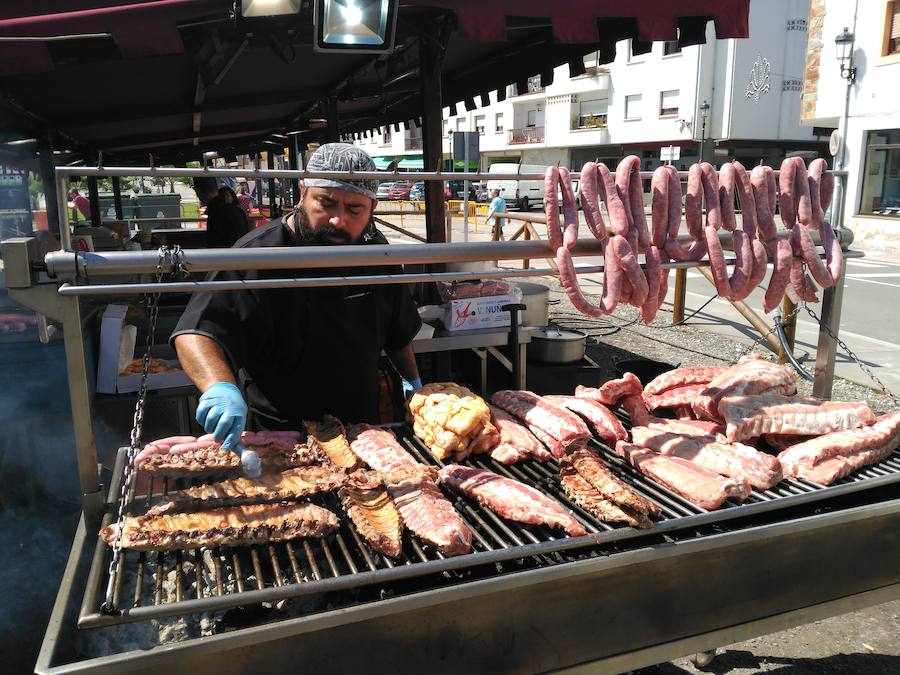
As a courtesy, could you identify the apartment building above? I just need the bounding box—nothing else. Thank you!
[355,0,826,175]
[802,0,900,243]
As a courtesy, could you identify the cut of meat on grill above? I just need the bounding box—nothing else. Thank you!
[763,433,815,451]
[100,503,340,551]
[543,395,627,447]
[691,355,798,421]
[347,425,420,473]
[438,464,588,537]
[147,466,347,515]
[644,384,707,412]
[559,466,651,529]
[560,447,660,518]
[718,395,876,443]
[491,390,590,457]
[339,472,403,558]
[134,433,322,476]
[618,394,653,426]
[488,405,552,464]
[408,382,500,462]
[629,426,782,490]
[383,466,472,556]
[615,441,752,510]
[645,418,724,437]
[643,365,729,398]
[778,411,900,484]
[305,415,361,470]
[576,372,643,406]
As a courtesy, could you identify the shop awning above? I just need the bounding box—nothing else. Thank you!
[397,156,424,170]
[372,156,396,170]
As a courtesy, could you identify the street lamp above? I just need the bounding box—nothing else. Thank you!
[835,27,856,83]
[698,100,710,162]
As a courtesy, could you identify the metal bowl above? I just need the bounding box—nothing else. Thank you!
[528,325,586,364]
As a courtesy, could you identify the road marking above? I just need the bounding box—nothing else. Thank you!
[842,277,900,288]
[675,289,900,349]
[845,272,900,278]
[846,260,891,268]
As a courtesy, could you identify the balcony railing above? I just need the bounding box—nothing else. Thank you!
[572,113,608,131]
[508,126,544,145]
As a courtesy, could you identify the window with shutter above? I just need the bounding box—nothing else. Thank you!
[889,1,900,55]
[659,90,680,117]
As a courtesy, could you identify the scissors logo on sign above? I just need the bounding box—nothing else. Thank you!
[453,301,472,328]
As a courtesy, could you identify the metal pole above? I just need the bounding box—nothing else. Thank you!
[56,174,72,251]
[87,177,101,227]
[112,176,123,220]
[812,264,846,399]
[463,136,470,242]
[672,268,687,324]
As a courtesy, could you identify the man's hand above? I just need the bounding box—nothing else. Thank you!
[402,377,423,400]
[195,382,247,450]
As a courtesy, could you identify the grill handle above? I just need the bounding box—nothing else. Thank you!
[502,303,527,389]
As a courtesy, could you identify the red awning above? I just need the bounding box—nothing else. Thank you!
[409,0,749,44]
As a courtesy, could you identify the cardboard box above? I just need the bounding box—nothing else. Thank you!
[441,290,523,332]
[97,304,193,394]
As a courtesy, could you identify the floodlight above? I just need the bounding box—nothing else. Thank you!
[313,0,398,53]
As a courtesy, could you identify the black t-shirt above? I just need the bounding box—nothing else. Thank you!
[171,214,421,428]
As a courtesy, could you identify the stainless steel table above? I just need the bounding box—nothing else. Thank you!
[412,325,537,392]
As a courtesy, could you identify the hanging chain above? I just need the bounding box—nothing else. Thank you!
[101,245,177,614]
[803,303,899,403]
[734,301,802,363]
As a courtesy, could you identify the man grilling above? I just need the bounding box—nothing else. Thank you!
[172,143,422,473]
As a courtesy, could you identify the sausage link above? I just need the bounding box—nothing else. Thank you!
[616,156,651,249]
[544,165,563,250]
[579,161,608,241]
[751,165,777,243]
[790,257,819,303]
[559,166,580,250]
[600,162,629,237]
[640,245,663,323]
[650,166,670,248]
[778,157,798,229]
[763,234,794,313]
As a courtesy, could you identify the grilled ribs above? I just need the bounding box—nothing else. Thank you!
[100,503,340,551]
[718,395,876,442]
[491,390,590,457]
[488,404,552,464]
[643,365,729,397]
[146,466,346,515]
[559,466,651,529]
[616,441,751,510]
[438,464,587,537]
[305,415,361,470]
[347,425,420,473]
[383,466,472,556]
[691,355,797,421]
[561,447,660,518]
[339,472,404,558]
[543,395,627,447]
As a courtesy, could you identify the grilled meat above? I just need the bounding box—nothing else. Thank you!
[691,355,797,421]
[630,425,783,490]
[643,365,729,397]
[488,404,552,464]
[347,425,421,473]
[383,466,472,556]
[408,382,500,461]
[543,395,627,447]
[146,466,346,515]
[718,395,876,443]
[575,372,643,406]
[340,472,404,558]
[559,466,651,529]
[438,464,587,537]
[561,447,660,517]
[305,415,361,470]
[644,384,707,412]
[100,503,340,551]
[491,390,590,457]
[615,441,751,510]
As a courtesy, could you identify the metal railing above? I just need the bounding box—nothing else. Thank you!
[508,126,544,145]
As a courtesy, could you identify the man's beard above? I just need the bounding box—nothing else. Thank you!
[293,205,364,245]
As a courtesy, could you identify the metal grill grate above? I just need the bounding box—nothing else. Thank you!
[78,427,900,628]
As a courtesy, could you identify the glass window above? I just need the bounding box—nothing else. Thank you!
[382,127,392,144]
[442,120,449,137]
[577,99,608,128]
[660,89,680,117]
[495,112,504,133]
[664,29,682,56]
[526,110,538,127]
[455,118,465,132]
[475,115,485,135]
[625,94,642,120]
[860,129,900,217]
[886,1,900,56]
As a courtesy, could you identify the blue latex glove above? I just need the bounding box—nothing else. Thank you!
[402,377,423,400]
[196,382,247,451]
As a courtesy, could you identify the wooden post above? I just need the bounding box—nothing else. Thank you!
[112,176,124,220]
[419,17,450,245]
[778,295,798,365]
[698,267,781,354]
[672,268,687,324]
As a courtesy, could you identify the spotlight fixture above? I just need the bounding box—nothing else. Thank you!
[234,0,302,32]
[313,0,398,54]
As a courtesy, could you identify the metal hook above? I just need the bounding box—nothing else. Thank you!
[149,154,155,171]
[97,151,104,170]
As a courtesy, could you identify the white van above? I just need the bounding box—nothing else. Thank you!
[486,163,546,210]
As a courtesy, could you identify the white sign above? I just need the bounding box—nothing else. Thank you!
[660,146,681,161]
[829,130,843,157]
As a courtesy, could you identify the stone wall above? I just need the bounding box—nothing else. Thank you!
[802,0,826,121]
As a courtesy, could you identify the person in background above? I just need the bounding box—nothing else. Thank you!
[69,188,91,221]
[173,143,422,474]
[486,188,507,240]
[205,186,249,248]
[236,185,254,215]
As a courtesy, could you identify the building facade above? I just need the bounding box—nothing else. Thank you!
[802,0,900,244]
[355,0,826,176]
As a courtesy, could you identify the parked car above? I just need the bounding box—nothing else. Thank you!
[375,182,396,199]
[487,162,546,210]
[408,181,425,201]
[446,179,477,201]
[474,183,490,203]
[388,181,414,200]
